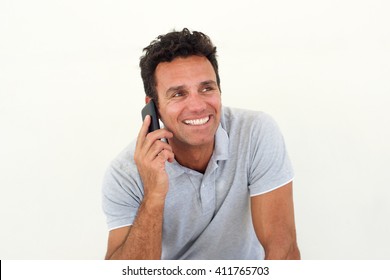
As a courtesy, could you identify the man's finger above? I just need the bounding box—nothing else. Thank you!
[136,115,151,150]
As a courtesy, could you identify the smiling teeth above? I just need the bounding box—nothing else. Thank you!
[184,117,209,125]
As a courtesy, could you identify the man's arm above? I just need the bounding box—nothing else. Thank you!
[251,181,300,260]
[105,195,165,259]
[105,115,174,260]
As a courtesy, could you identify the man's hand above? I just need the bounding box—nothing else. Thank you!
[134,115,174,200]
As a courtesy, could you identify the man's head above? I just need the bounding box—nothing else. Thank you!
[139,28,221,105]
[140,29,222,155]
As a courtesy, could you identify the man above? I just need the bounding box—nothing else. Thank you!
[102,28,300,260]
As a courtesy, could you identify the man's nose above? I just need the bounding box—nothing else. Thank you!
[186,92,207,112]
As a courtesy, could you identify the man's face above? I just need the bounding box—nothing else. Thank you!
[153,55,221,149]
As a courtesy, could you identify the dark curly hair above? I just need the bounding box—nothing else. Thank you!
[139,28,220,105]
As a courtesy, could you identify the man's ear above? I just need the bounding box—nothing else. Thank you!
[145,96,151,104]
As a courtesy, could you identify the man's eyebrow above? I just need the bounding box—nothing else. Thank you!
[166,85,186,96]
[200,80,217,86]
[165,80,217,96]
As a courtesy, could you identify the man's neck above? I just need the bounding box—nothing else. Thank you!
[171,142,214,174]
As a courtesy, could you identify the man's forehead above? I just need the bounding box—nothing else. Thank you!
[155,56,216,83]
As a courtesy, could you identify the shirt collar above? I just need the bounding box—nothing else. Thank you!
[212,123,229,162]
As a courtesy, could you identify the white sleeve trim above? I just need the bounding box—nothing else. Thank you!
[108,223,132,232]
[249,177,294,197]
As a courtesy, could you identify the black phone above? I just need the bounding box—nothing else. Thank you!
[141,100,160,133]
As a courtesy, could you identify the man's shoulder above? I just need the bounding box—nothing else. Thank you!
[221,106,274,133]
[107,139,137,175]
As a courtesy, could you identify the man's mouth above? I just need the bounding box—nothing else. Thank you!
[183,116,210,126]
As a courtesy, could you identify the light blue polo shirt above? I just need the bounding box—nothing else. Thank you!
[102,106,294,259]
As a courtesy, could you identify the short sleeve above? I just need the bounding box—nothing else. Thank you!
[248,113,294,196]
[101,145,144,230]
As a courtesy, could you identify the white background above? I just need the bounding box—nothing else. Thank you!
[1,0,389,259]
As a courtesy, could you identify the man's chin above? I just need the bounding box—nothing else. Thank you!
[170,136,215,149]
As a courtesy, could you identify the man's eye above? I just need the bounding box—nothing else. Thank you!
[202,87,214,92]
[173,92,184,97]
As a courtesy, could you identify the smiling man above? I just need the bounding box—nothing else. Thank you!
[154,55,221,173]
[102,28,300,260]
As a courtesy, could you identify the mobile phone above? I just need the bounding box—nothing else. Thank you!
[141,100,160,133]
